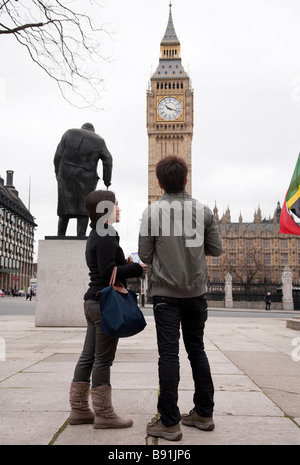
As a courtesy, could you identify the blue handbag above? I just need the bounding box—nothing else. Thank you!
[99,267,147,338]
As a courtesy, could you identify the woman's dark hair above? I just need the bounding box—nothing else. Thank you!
[85,189,116,228]
[156,155,188,194]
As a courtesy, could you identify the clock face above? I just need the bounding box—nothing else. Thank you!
[158,97,182,121]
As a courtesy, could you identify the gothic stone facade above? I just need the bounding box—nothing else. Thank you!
[207,202,300,285]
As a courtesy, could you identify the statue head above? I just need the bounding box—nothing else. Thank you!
[81,123,95,132]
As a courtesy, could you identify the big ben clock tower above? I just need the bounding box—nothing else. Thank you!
[147,3,194,203]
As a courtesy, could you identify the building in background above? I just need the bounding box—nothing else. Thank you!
[207,202,300,285]
[147,3,193,203]
[0,170,37,292]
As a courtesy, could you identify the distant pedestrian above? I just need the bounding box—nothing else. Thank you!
[26,286,33,301]
[265,292,271,310]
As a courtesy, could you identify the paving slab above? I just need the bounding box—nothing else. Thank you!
[0,386,69,412]
[222,350,300,417]
[0,412,68,445]
[157,416,300,446]
[54,415,150,446]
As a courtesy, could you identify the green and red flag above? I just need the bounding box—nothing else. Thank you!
[279,153,300,235]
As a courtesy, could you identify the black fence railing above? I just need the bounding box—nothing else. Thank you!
[293,289,300,310]
[206,282,224,301]
[207,282,282,302]
[143,280,300,308]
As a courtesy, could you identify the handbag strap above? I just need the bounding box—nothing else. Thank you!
[109,266,117,286]
[109,266,128,294]
[96,266,128,296]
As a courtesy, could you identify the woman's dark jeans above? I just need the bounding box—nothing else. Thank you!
[153,295,214,426]
[73,300,118,388]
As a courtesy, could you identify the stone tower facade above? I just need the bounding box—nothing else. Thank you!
[147,3,194,203]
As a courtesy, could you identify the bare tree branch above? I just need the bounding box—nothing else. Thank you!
[222,246,264,286]
[0,21,45,33]
[0,0,113,109]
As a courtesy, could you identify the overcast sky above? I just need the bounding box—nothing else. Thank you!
[1,0,300,261]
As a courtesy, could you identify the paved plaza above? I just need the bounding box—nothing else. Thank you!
[0,301,300,446]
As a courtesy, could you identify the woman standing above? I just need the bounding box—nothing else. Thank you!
[68,189,147,429]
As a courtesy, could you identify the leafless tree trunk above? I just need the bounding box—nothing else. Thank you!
[223,247,265,289]
[0,0,112,109]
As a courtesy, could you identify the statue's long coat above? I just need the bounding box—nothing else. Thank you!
[54,127,112,217]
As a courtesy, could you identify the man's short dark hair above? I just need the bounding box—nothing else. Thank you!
[85,189,115,228]
[156,156,188,194]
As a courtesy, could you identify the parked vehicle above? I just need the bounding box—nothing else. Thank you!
[16,290,26,297]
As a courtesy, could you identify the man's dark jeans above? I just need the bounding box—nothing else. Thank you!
[153,295,214,426]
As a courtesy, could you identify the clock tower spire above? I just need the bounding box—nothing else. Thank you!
[147,3,194,204]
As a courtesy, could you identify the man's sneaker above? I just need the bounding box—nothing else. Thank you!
[181,409,215,431]
[147,417,182,441]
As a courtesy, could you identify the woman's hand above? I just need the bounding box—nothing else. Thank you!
[126,256,148,274]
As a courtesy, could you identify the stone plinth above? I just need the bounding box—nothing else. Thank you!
[35,238,89,327]
[286,317,300,331]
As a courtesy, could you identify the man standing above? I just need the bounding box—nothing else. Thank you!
[54,123,113,237]
[138,156,223,441]
[265,292,271,310]
[26,286,32,301]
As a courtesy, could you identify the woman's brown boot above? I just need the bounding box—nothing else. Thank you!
[68,381,94,425]
[91,385,133,429]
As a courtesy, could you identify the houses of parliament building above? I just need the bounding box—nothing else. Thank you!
[147,4,300,286]
[207,202,300,285]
